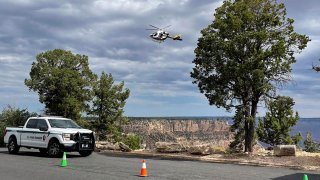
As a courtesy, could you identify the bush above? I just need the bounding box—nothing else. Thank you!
[77,118,91,129]
[122,134,142,150]
[257,96,300,146]
[304,132,319,152]
[0,123,5,147]
[0,105,37,147]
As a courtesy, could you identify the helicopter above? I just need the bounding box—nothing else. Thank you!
[312,61,320,72]
[146,25,182,43]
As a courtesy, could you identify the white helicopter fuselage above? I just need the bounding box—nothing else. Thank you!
[150,30,169,41]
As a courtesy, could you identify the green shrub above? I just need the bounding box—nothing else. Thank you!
[122,134,142,150]
[77,118,91,129]
[0,123,5,147]
[257,96,300,146]
[0,105,37,147]
[304,132,319,152]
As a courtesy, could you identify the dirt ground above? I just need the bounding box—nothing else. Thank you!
[201,150,320,171]
[100,149,320,171]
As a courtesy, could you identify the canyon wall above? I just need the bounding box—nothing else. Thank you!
[123,119,233,149]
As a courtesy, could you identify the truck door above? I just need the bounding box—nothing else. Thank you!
[21,119,38,147]
[34,119,49,148]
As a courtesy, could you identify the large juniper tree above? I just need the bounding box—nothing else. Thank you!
[25,49,96,121]
[191,0,310,152]
[90,72,130,140]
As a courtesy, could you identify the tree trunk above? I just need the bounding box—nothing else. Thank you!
[243,99,259,153]
[244,120,249,152]
[244,104,251,152]
[247,119,255,152]
[247,101,258,152]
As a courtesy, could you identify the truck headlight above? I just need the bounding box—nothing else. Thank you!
[62,133,71,141]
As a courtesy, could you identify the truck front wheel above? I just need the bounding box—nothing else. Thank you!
[79,150,93,157]
[8,137,20,154]
[47,140,62,157]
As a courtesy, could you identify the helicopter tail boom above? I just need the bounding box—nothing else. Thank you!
[168,34,182,41]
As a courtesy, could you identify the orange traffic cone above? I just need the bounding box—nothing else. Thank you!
[139,159,148,177]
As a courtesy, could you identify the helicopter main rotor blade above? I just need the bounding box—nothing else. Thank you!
[162,25,171,29]
[149,25,160,29]
[146,28,158,30]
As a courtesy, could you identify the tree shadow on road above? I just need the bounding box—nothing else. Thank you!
[272,173,320,180]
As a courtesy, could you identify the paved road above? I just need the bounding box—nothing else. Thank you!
[0,148,319,180]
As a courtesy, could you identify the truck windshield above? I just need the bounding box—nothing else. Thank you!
[48,119,81,129]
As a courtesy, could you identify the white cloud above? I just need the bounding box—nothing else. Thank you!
[92,0,163,15]
[1,0,320,117]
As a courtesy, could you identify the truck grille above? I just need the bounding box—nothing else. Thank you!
[81,134,91,141]
[72,133,92,141]
[73,132,95,150]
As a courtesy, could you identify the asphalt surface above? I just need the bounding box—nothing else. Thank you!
[0,148,319,180]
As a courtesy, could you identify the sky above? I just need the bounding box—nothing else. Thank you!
[0,0,320,118]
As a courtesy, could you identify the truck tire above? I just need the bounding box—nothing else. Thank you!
[8,137,20,154]
[79,150,93,157]
[47,140,62,157]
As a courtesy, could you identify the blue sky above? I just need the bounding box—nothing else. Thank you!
[0,0,319,117]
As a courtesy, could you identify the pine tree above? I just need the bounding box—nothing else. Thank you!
[304,132,319,152]
[257,96,301,146]
[90,72,130,141]
[191,0,310,152]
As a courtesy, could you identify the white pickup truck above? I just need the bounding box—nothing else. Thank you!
[4,116,95,157]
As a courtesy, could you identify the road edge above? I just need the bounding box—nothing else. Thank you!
[97,150,318,171]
